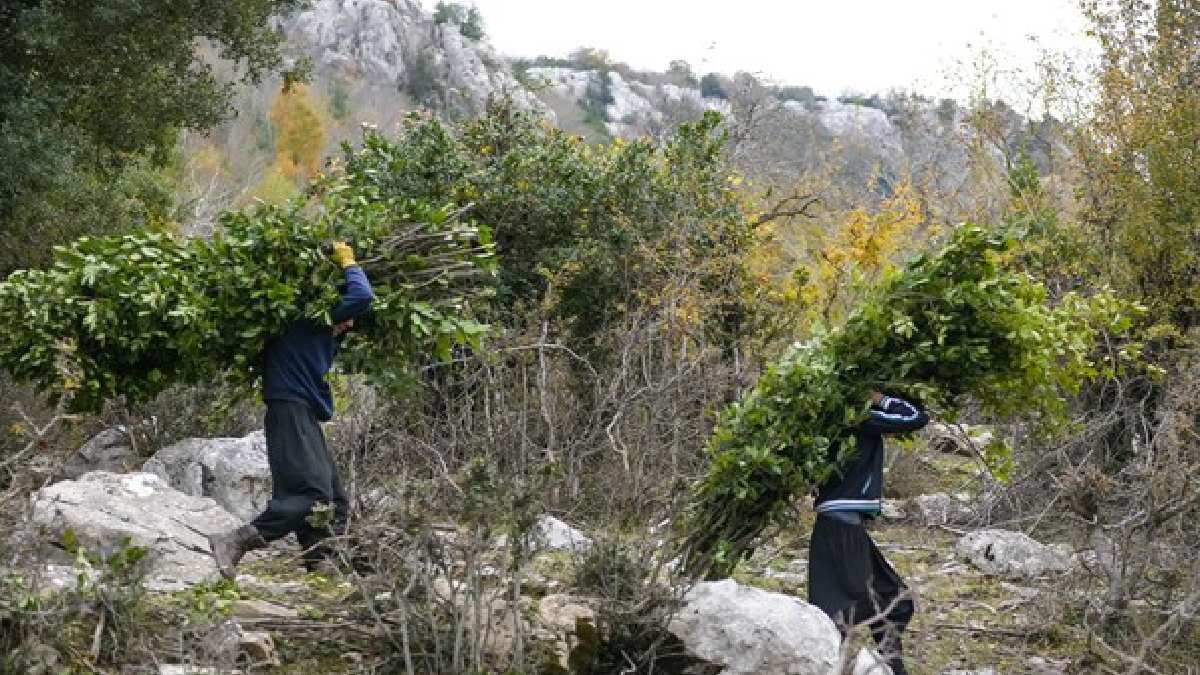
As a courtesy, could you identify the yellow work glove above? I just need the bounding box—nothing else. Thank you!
[329,241,357,269]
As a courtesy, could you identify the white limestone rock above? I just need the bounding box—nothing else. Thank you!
[232,598,299,620]
[910,492,975,526]
[286,0,418,82]
[524,67,595,99]
[813,99,903,157]
[30,472,239,591]
[533,515,592,552]
[668,578,841,675]
[281,0,547,118]
[956,529,1074,579]
[605,71,661,124]
[852,648,895,675]
[143,431,270,522]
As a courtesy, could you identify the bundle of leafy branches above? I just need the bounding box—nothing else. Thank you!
[0,133,495,414]
[677,224,1134,579]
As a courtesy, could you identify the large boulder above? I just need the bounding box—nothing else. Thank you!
[143,431,270,522]
[668,579,840,675]
[30,471,238,590]
[956,529,1073,579]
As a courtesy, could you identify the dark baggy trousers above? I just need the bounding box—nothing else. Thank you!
[808,513,913,666]
[251,400,349,563]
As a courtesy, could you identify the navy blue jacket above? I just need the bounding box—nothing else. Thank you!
[815,395,929,515]
[262,265,374,421]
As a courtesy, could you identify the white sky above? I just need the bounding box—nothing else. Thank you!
[460,0,1094,99]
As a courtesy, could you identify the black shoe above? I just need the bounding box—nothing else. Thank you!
[208,524,267,579]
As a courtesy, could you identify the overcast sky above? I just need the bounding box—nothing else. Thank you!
[460,0,1093,99]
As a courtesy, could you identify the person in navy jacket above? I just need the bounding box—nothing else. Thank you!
[809,391,928,675]
[208,241,374,578]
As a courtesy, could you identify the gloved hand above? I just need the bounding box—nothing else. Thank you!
[329,241,356,269]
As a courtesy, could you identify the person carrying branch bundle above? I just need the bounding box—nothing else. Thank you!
[808,391,928,675]
[208,242,374,578]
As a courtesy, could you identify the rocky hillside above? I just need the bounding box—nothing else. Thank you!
[5,422,1083,673]
[181,0,1060,234]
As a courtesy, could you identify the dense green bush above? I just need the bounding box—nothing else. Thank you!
[335,101,758,348]
[678,224,1137,578]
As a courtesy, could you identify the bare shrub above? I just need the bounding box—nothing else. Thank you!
[997,348,1200,671]
[314,298,739,671]
[567,536,702,674]
[123,377,263,455]
[0,537,154,673]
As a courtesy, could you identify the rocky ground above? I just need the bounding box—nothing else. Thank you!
[2,425,1105,674]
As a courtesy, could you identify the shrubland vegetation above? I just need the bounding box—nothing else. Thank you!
[1,0,1199,672]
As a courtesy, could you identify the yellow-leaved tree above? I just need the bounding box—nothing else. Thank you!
[1077,0,1200,333]
[268,84,327,183]
[797,182,929,326]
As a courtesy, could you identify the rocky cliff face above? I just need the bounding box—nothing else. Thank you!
[520,63,990,200]
[274,0,985,180]
[280,0,548,119]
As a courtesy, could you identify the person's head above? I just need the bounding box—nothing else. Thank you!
[332,318,354,337]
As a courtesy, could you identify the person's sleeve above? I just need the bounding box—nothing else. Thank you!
[859,395,929,434]
[330,265,375,323]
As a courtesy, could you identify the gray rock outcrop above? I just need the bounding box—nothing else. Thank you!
[281,0,546,117]
[668,578,840,675]
[30,472,238,590]
[957,529,1074,579]
[812,99,904,159]
[59,427,137,479]
[524,66,729,138]
[143,431,271,522]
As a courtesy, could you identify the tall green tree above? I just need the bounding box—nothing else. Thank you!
[0,0,307,275]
